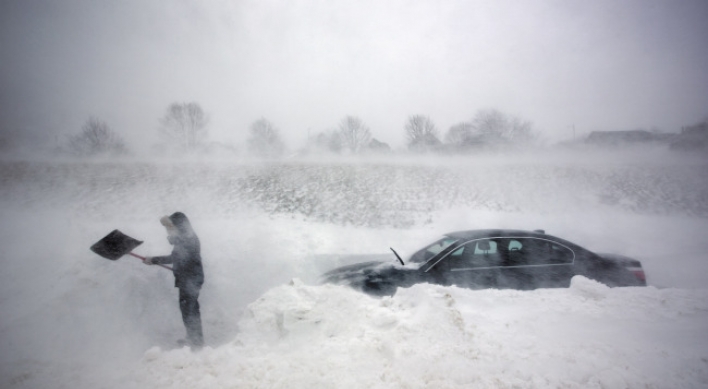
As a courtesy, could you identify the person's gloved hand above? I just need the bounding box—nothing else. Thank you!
[143,256,154,265]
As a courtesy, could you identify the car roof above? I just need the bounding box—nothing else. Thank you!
[444,229,550,240]
[442,229,588,252]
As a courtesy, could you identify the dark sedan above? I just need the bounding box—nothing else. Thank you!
[322,229,647,296]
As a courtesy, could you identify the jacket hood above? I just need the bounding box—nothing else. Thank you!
[168,212,194,235]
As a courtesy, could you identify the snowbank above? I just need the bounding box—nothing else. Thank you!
[137,278,708,388]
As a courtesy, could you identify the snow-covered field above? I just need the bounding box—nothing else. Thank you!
[1,150,708,388]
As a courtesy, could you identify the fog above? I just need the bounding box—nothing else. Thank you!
[1,0,707,152]
[2,1,708,387]
[0,149,708,387]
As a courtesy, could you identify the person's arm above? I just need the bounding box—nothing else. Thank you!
[148,254,174,265]
[146,245,181,265]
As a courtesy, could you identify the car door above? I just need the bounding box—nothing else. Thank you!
[497,238,576,289]
[428,238,504,289]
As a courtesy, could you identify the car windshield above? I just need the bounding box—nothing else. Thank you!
[408,236,459,264]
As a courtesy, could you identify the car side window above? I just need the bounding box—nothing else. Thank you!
[547,242,574,264]
[447,239,502,269]
[508,240,523,251]
[506,239,526,266]
[508,238,574,265]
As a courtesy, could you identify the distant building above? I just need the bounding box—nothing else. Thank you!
[670,121,708,152]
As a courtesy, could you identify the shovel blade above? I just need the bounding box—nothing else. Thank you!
[91,229,143,260]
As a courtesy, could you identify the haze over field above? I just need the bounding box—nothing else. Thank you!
[1,151,708,388]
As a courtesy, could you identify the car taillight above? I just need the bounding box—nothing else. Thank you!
[626,266,646,283]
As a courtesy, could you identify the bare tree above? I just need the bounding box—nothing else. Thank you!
[248,118,285,157]
[307,130,342,154]
[444,122,474,144]
[159,102,208,152]
[471,109,536,143]
[506,116,535,143]
[67,117,127,156]
[472,109,507,135]
[338,116,371,153]
[405,115,441,151]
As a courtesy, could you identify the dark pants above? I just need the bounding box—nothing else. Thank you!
[179,286,203,347]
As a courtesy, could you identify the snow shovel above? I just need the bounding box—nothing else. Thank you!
[90,229,172,271]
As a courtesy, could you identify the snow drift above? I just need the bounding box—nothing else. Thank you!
[140,278,708,388]
[1,152,707,388]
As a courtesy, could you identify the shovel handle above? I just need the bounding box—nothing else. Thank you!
[129,253,173,271]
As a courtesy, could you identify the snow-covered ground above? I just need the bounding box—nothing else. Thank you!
[1,151,707,388]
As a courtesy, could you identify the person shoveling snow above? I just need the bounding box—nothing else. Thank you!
[143,212,205,350]
[91,212,206,350]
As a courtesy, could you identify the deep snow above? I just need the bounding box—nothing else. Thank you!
[1,151,707,388]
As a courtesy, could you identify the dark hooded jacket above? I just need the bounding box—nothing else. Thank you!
[151,212,205,289]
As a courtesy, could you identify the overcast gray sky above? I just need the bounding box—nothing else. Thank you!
[1,0,707,150]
